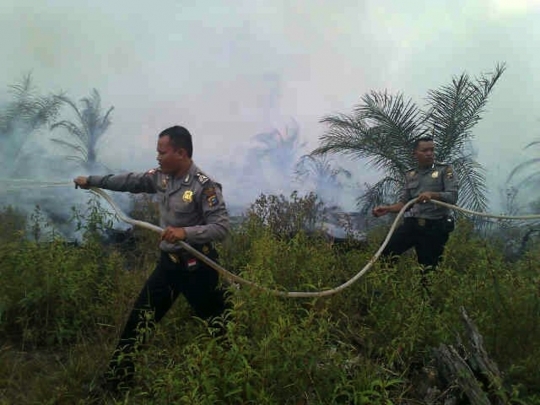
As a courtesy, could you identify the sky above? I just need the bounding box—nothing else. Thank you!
[1,0,540,221]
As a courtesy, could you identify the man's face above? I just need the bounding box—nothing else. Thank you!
[413,140,435,167]
[156,135,184,175]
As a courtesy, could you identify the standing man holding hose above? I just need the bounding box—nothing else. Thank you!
[74,125,230,392]
[372,136,459,275]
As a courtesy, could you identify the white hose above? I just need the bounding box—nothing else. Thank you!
[3,179,539,298]
[89,188,540,298]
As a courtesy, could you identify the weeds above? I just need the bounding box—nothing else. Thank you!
[1,192,539,404]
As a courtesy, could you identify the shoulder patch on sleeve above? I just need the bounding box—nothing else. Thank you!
[196,172,210,185]
[203,186,216,197]
[204,186,219,207]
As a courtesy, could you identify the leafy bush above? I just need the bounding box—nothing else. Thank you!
[0,205,26,244]
[0,199,140,348]
[0,192,539,404]
[245,191,329,238]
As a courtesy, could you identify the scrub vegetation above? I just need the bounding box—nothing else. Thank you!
[1,193,539,405]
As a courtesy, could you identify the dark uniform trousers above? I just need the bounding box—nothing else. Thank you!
[106,247,227,386]
[382,217,453,270]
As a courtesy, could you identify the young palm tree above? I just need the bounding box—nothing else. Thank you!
[294,154,352,204]
[243,119,307,195]
[50,89,114,171]
[311,64,506,215]
[251,119,307,172]
[0,73,62,168]
[505,138,540,214]
[506,139,540,190]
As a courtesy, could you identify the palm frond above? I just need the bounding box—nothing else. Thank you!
[50,89,113,166]
[98,106,114,137]
[314,115,405,178]
[426,63,506,161]
[356,176,402,215]
[356,91,425,139]
[452,156,488,213]
[80,89,102,137]
[311,114,369,157]
[29,97,62,129]
[524,140,540,149]
[510,168,540,192]
[50,138,88,159]
[54,94,85,120]
[507,158,540,184]
[0,73,62,134]
[65,155,89,164]
[50,121,87,143]
[251,122,306,171]
[359,91,428,171]
[315,92,426,177]
[294,154,352,187]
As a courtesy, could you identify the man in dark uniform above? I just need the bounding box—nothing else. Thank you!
[372,136,458,271]
[74,125,230,391]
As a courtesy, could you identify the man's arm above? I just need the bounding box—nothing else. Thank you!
[74,170,159,194]
[372,202,405,217]
[439,165,458,204]
[372,174,410,217]
[183,183,230,244]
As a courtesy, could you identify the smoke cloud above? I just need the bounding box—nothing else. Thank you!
[1,0,540,236]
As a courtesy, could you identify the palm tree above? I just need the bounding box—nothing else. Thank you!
[505,138,540,213]
[294,154,352,205]
[311,64,506,215]
[242,119,307,196]
[0,73,63,169]
[506,139,540,191]
[251,119,307,172]
[50,89,114,171]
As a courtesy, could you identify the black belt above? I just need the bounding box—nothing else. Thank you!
[405,217,447,227]
[166,243,213,264]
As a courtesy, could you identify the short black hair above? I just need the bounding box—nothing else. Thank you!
[412,136,434,151]
[159,126,193,157]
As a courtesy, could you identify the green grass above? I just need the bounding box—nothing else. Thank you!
[1,195,540,404]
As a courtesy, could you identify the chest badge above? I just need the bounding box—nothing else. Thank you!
[162,176,169,188]
[183,190,194,203]
[431,171,439,179]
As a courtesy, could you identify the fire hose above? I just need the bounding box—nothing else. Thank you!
[2,179,540,298]
[88,187,540,298]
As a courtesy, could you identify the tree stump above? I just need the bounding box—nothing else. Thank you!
[431,306,506,405]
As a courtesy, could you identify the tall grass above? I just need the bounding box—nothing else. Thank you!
[0,193,539,404]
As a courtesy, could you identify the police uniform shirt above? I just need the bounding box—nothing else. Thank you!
[398,162,458,220]
[87,163,230,252]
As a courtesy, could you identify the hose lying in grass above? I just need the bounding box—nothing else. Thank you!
[3,179,539,297]
[90,187,540,298]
